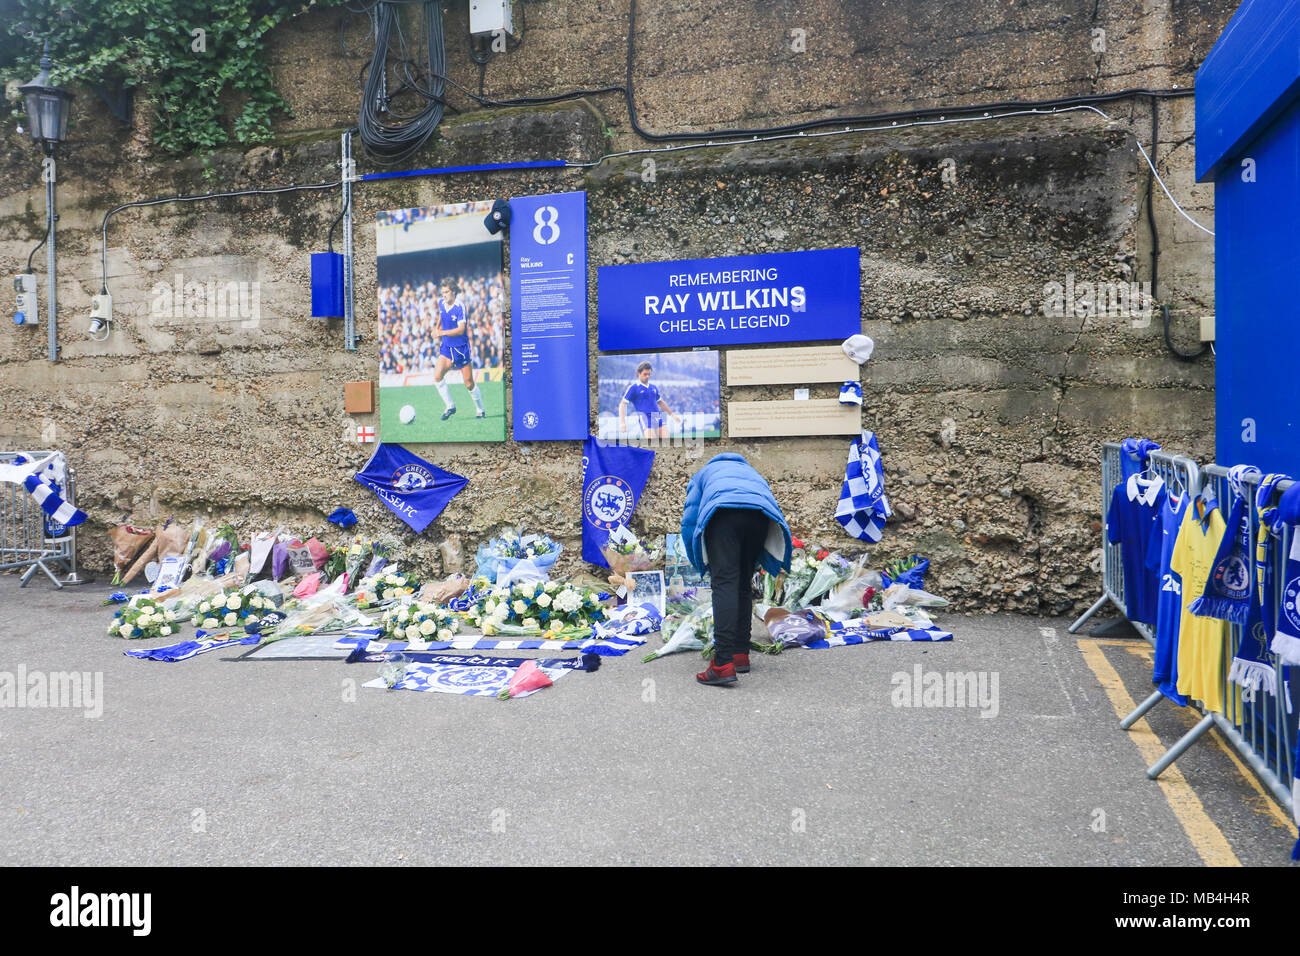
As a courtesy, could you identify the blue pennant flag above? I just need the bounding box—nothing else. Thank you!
[354,443,468,533]
[581,436,655,567]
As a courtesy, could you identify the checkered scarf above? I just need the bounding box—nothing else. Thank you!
[835,430,891,543]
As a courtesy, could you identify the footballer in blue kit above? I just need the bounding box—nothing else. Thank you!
[619,361,682,439]
[432,279,486,421]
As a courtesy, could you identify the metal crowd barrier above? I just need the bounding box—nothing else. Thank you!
[1077,442,1296,822]
[0,450,86,588]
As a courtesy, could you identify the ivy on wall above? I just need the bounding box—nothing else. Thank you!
[3,0,336,153]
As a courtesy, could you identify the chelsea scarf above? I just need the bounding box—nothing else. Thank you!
[1190,465,1260,624]
[835,430,892,543]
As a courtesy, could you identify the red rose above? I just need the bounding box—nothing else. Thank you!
[791,537,805,549]
[816,549,829,560]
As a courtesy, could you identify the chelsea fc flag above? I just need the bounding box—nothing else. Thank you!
[582,436,655,567]
[354,443,469,533]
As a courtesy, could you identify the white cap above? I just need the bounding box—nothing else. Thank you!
[842,334,874,365]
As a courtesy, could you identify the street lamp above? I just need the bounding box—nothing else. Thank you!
[17,40,73,363]
[18,42,74,151]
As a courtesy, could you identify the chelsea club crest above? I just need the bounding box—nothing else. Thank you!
[584,475,633,530]
[392,463,435,492]
[1283,575,1300,633]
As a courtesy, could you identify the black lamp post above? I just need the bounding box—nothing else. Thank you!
[18,41,73,152]
[18,40,73,363]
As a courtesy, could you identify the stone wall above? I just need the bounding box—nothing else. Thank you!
[0,0,1232,613]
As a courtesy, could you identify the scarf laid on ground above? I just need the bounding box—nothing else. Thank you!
[1190,465,1260,624]
[124,632,260,662]
[835,431,891,543]
[333,628,649,658]
[360,655,581,698]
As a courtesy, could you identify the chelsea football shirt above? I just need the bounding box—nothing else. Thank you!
[1107,474,1165,626]
[622,382,661,417]
[1145,491,1189,705]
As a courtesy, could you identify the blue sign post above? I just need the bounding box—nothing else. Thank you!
[597,247,860,351]
[509,191,589,441]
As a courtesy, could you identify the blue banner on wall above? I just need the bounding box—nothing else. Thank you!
[510,191,589,440]
[597,246,860,351]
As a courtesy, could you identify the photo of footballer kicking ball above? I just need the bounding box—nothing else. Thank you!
[596,351,721,443]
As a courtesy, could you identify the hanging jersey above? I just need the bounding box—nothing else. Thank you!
[1107,474,1165,626]
[1145,491,1189,705]
[1171,498,1229,714]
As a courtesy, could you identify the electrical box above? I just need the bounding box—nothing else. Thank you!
[470,0,514,36]
[310,251,344,318]
[13,274,37,326]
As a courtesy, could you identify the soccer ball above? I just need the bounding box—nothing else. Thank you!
[399,404,416,425]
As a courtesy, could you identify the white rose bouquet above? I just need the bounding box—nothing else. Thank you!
[380,601,460,643]
[193,590,277,632]
[107,597,177,640]
[469,579,607,637]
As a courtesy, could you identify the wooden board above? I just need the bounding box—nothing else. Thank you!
[725,345,858,386]
[727,399,861,437]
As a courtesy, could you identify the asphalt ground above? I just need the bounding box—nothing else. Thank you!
[0,575,1295,866]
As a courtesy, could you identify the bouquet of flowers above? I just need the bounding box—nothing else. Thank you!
[109,525,153,586]
[469,579,607,637]
[107,597,178,640]
[274,590,374,638]
[643,603,714,662]
[354,569,421,607]
[381,600,460,643]
[474,528,562,583]
[196,523,241,577]
[193,590,278,632]
[600,529,662,591]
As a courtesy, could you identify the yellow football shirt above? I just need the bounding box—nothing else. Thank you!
[1170,497,1229,714]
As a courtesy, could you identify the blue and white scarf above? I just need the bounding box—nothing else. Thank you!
[362,655,579,698]
[835,431,891,543]
[1231,474,1292,696]
[124,632,260,662]
[773,617,953,650]
[1191,465,1260,624]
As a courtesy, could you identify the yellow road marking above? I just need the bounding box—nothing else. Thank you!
[1077,639,1241,867]
[1098,639,1297,836]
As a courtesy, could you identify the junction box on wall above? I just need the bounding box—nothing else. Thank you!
[469,0,514,36]
[13,273,37,326]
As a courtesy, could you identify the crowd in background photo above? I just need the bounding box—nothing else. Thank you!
[378,271,504,377]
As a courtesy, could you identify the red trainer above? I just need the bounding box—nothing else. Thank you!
[696,661,738,686]
[733,653,751,673]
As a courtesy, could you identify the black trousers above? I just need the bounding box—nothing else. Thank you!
[704,507,769,664]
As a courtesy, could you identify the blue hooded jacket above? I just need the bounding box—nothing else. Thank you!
[680,453,792,576]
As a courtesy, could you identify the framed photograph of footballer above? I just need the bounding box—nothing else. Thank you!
[376,201,508,443]
[596,350,721,442]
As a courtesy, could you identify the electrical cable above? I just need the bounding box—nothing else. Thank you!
[99,180,341,293]
[357,0,446,165]
[26,231,47,273]
[1143,97,1209,361]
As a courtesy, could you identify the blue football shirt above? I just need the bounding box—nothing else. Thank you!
[1107,474,1165,627]
[438,300,464,333]
[1145,490,1189,705]
[622,382,661,416]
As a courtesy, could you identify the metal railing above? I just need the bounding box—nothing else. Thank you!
[0,451,85,588]
[1076,442,1296,824]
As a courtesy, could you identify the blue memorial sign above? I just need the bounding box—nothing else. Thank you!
[510,191,589,440]
[597,246,860,350]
